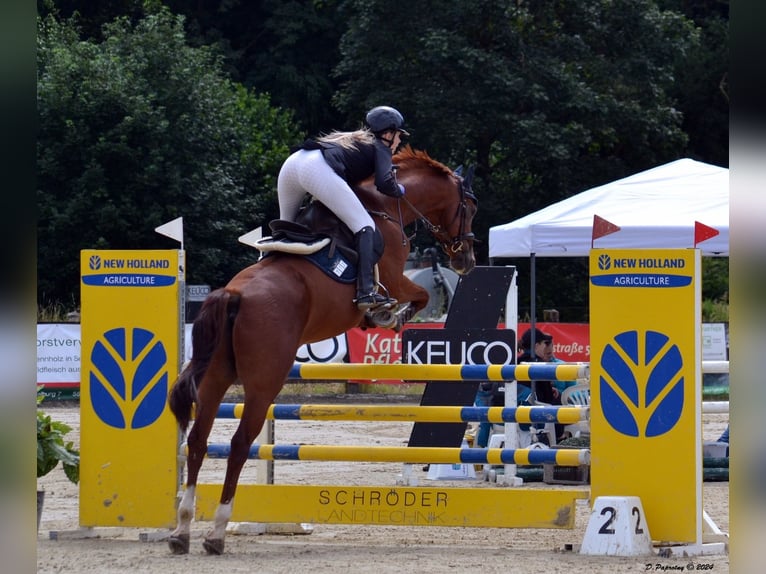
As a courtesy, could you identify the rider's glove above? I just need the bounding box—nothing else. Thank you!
[397,184,405,197]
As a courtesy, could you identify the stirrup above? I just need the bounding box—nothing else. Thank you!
[354,293,397,311]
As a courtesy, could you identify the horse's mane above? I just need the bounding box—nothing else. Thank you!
[393,146,454,178]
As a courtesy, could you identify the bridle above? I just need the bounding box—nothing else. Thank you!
[371,167,477,253]
[403,172,477,254]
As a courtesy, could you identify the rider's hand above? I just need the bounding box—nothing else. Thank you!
[397,184,405,197]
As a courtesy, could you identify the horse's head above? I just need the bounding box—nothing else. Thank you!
[392,148,477,275]
[439,165,477,274]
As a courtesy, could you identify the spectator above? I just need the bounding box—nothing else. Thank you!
[473,381,497,448]
[478,327,576,446]
[717,424,729,457]
[496,327,575,444]
[516,327,557,404]
[488,328,555,408]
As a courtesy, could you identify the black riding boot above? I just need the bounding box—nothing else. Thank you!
[354,226,397,310]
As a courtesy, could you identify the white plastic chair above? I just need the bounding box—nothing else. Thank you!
[559,382,590,438]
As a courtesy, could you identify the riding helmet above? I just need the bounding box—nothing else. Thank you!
[365,106,409,136]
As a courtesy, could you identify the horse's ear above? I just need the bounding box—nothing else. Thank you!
[464,166,475,187]
[454,165,463,176]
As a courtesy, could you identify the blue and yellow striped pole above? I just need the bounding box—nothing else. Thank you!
[216,403,588,424]
[287,362,588,382]
[202,443,590,467]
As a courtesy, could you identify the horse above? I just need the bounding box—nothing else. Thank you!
[166,146,478,555]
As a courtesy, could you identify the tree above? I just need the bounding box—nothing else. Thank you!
[36,0,729,318]
[37,7,303,308]
[333,0,700,320]
[659,0,729,167]
[39,0,384,136]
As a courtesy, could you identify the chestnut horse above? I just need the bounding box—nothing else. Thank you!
[167,146,477,554]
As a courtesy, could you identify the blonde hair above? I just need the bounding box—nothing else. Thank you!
[317,128,376,150]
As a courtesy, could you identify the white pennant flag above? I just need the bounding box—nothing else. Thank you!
[238,227,263,248]
[155,216,184,245]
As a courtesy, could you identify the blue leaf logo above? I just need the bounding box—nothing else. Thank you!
[89,255,102,270]
[599,329,684,437]
[598,254,611,270]
[89,327,168,429]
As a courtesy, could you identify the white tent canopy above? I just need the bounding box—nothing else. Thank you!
[488,158,729,258]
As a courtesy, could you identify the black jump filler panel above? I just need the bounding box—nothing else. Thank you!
[405,266,516,448]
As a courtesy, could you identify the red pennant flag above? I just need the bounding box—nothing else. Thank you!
[592,215,621,247]
[694,221,720,247]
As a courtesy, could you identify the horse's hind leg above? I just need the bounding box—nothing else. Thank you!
[168,364,233,554]
[202,394,274,555]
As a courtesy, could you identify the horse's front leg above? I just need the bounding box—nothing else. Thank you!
[392,277,430,324]
[366,278,429,330]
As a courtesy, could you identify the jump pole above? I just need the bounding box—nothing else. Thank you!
[286,362,588,382]
[216,403,589,424]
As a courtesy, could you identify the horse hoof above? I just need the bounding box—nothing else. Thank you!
[203,537,225,555]
[369,309,397,329]
[168,534,190,555]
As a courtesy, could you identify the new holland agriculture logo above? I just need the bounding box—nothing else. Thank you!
[600,329,684,437]
[591,253,691,288]
[83,255,176,287]
[89,327,168,429]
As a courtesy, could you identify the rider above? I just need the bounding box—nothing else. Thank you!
[276,105,408,310]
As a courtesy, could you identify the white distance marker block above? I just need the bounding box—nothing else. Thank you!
[580,496,654,556]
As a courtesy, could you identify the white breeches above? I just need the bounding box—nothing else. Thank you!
[277,149,374,234]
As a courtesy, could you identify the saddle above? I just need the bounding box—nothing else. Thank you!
[255,201,358,263]
[254,201,400,329]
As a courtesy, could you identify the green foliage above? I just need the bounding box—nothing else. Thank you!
[37,391,79,484]
[36,0,728,316]
[700,257,729,322]
[702,297,729,323]
[702,257,729,300]
[333,0,699,270]
[37,301,74,322]
[216,0,345,134]
[659,0,729,167]
[37,7,303,306]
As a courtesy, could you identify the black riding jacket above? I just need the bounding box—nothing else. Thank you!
[300,137,400,197]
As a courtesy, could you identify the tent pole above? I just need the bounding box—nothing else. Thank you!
[529,252,537,400]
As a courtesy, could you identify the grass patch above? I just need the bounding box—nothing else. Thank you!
[703,390,730,402]
[38,300,79,322]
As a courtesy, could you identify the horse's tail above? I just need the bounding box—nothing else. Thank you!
[168,288,241,432]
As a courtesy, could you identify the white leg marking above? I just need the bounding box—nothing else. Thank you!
[171,485,196,537]
[208,501,233,540]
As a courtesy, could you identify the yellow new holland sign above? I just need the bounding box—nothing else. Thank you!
[79,250,184,528]
[589,248,702,544]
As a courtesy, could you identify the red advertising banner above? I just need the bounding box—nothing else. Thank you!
[523,323,590,363]
[345,324,442,382]
[346,322,590,383]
